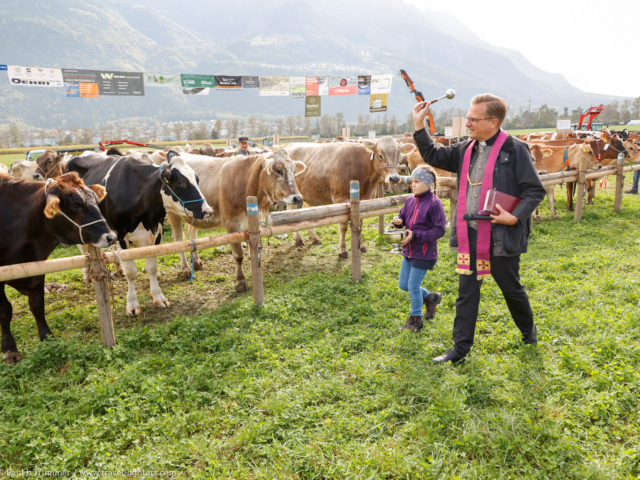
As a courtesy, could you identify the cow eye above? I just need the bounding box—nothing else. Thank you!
[276,169,283,176]
[177,181,186,188]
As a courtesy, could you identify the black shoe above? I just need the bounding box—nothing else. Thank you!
[399,315,424,333]
[625,189,638,194]
[522,324,537,345]
[432,347,466,364]
[424,292,442,320]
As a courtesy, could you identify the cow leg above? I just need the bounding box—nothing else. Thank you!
[547,187,559,219]
[28,278,54,342]
[308,227,321,245]
[338,221,349,259]
[146,256,170,309]
[586,180,595,205]
[359,218,367,253]
[167,212,191,280]
[0,284,21,364]
[566,182,574,212]
[287,204,305,247]
[122,260,142,316]
[231,242,249,292]
[186,225,204,271]
[77,244,91,284]
[533,207,541,221]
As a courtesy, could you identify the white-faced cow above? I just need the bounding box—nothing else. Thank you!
[166,147,305,291]
[0,172,115,364]
[67,152,213,315]
[286,137,414,257]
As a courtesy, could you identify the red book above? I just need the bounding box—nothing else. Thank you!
[480,189,520,216]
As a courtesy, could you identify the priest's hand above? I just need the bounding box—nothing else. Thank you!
[413,101,433,131]
[400,230,413,246]
[490,204,518,225]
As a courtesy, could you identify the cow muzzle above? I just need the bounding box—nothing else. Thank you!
[32,173,44,181]
[284,194,303,205]
[94,232,117,248]
[202,205,213,219]
[388,175,400,183]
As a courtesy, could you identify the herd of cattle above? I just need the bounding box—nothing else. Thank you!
[0,129,638,363]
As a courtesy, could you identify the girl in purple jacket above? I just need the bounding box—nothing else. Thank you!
[393,165,446,332]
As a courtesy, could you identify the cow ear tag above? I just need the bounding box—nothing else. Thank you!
[370,152,374,160]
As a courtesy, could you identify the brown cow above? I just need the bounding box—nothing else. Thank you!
[286,137,414,257]
[0,172,115,363]
[166,148,305,290]
[529,143,600,219]
[31,150,68,181]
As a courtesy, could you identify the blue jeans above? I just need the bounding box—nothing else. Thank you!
[399,257,430,316]
[632,170,640,191]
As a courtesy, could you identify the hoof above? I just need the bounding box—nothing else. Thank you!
[113,265,125,278]
[153,298,171,308]
[194,259,204,271]
[295,238,305,247]
[235,281,250,293]
[338,252,348,259]
[82,276,91,285]
[181,269,192,280]
[3,351,22,364]
[552,214,560,219]
[311,238,322,245]
[126,304,142,316]
[533,216,541,221]
[360,246,368,253]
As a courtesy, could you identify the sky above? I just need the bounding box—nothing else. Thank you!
[405,0,639,98]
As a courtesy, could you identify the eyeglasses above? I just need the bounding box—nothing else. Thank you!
[465,117,494,124]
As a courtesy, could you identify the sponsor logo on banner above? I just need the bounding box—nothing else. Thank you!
[370,93,388,113]
[371,75,393,94]
[0,65,7,71]
[144,73,181,87]
[290,77,306,98]
[305,77,329,96]
[242,76,260,88]
[305,96,321,117]
[9,65,63,87]
[329,76,357,96]
[358,75,371,95]
[180,74,215,88]
[97,71,144,96]
[214,76,243,90]
[259,76,290,96]
[62,69,100,97]
[183,87,210,95]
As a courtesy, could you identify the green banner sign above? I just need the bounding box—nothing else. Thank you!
[180,74,215,88]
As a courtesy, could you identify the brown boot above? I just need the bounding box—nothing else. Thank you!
[424,292,442,320]
[399,315,424,332]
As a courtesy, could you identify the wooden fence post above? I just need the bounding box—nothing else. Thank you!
[574,156,587,221]
[87,245,115,348]
[246,196,264,305]
[378,183,385,235]
[614,152,625,213]
[350,181,361,282]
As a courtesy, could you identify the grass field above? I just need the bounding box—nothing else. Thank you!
[1,184,640,478]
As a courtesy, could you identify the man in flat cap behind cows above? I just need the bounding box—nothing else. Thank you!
[413,93,547,364]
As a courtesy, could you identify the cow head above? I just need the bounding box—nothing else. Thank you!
[261,147,304,205]
[159,152,213,220]
[602,133,629,159]
[623,140,640,162]
[570,144,601,170]
[32,150,66,181]
[529,145,548,175]
[361,136,414,183]
[43,172,115,247]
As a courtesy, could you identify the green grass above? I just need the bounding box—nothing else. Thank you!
[1,186,640,478]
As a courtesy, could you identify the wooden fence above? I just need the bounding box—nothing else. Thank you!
[1,153,638,348]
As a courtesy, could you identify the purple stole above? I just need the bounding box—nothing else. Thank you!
[456,130,508,279]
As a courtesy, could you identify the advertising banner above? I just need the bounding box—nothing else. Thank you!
[62,69,99,97]
[144,73,181,87]
[0,65,7,71]
[290,77,306,98]
[371,75,393,94]
[556,118,572,133]
[214,76,243,90]
[97,71,144,96]
[358,75,371,95]
[305,77,329,96]
[183,87,210,95]
[329,76,357,96]
[8,65,63,87]
[242,76,260,88]
[370,93,388,113]
[259,76,290,96]
[180,74,215,88]
[305,96,321,117]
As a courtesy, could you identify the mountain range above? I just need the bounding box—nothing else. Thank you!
[0,0,624,128]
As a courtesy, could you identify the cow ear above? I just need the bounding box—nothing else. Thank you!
[399,143,415,154]
[261,155,274,174]
[44,196,61,219]
[89,184,107,202]
[160,164,171,183]
[294,161,306,175]
[361,139,377,152]
[542,149,553,157]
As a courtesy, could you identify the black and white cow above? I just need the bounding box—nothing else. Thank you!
[67,152,213,316]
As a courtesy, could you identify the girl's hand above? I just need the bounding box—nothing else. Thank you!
[392,216,403,227]
[400,230,413,246]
